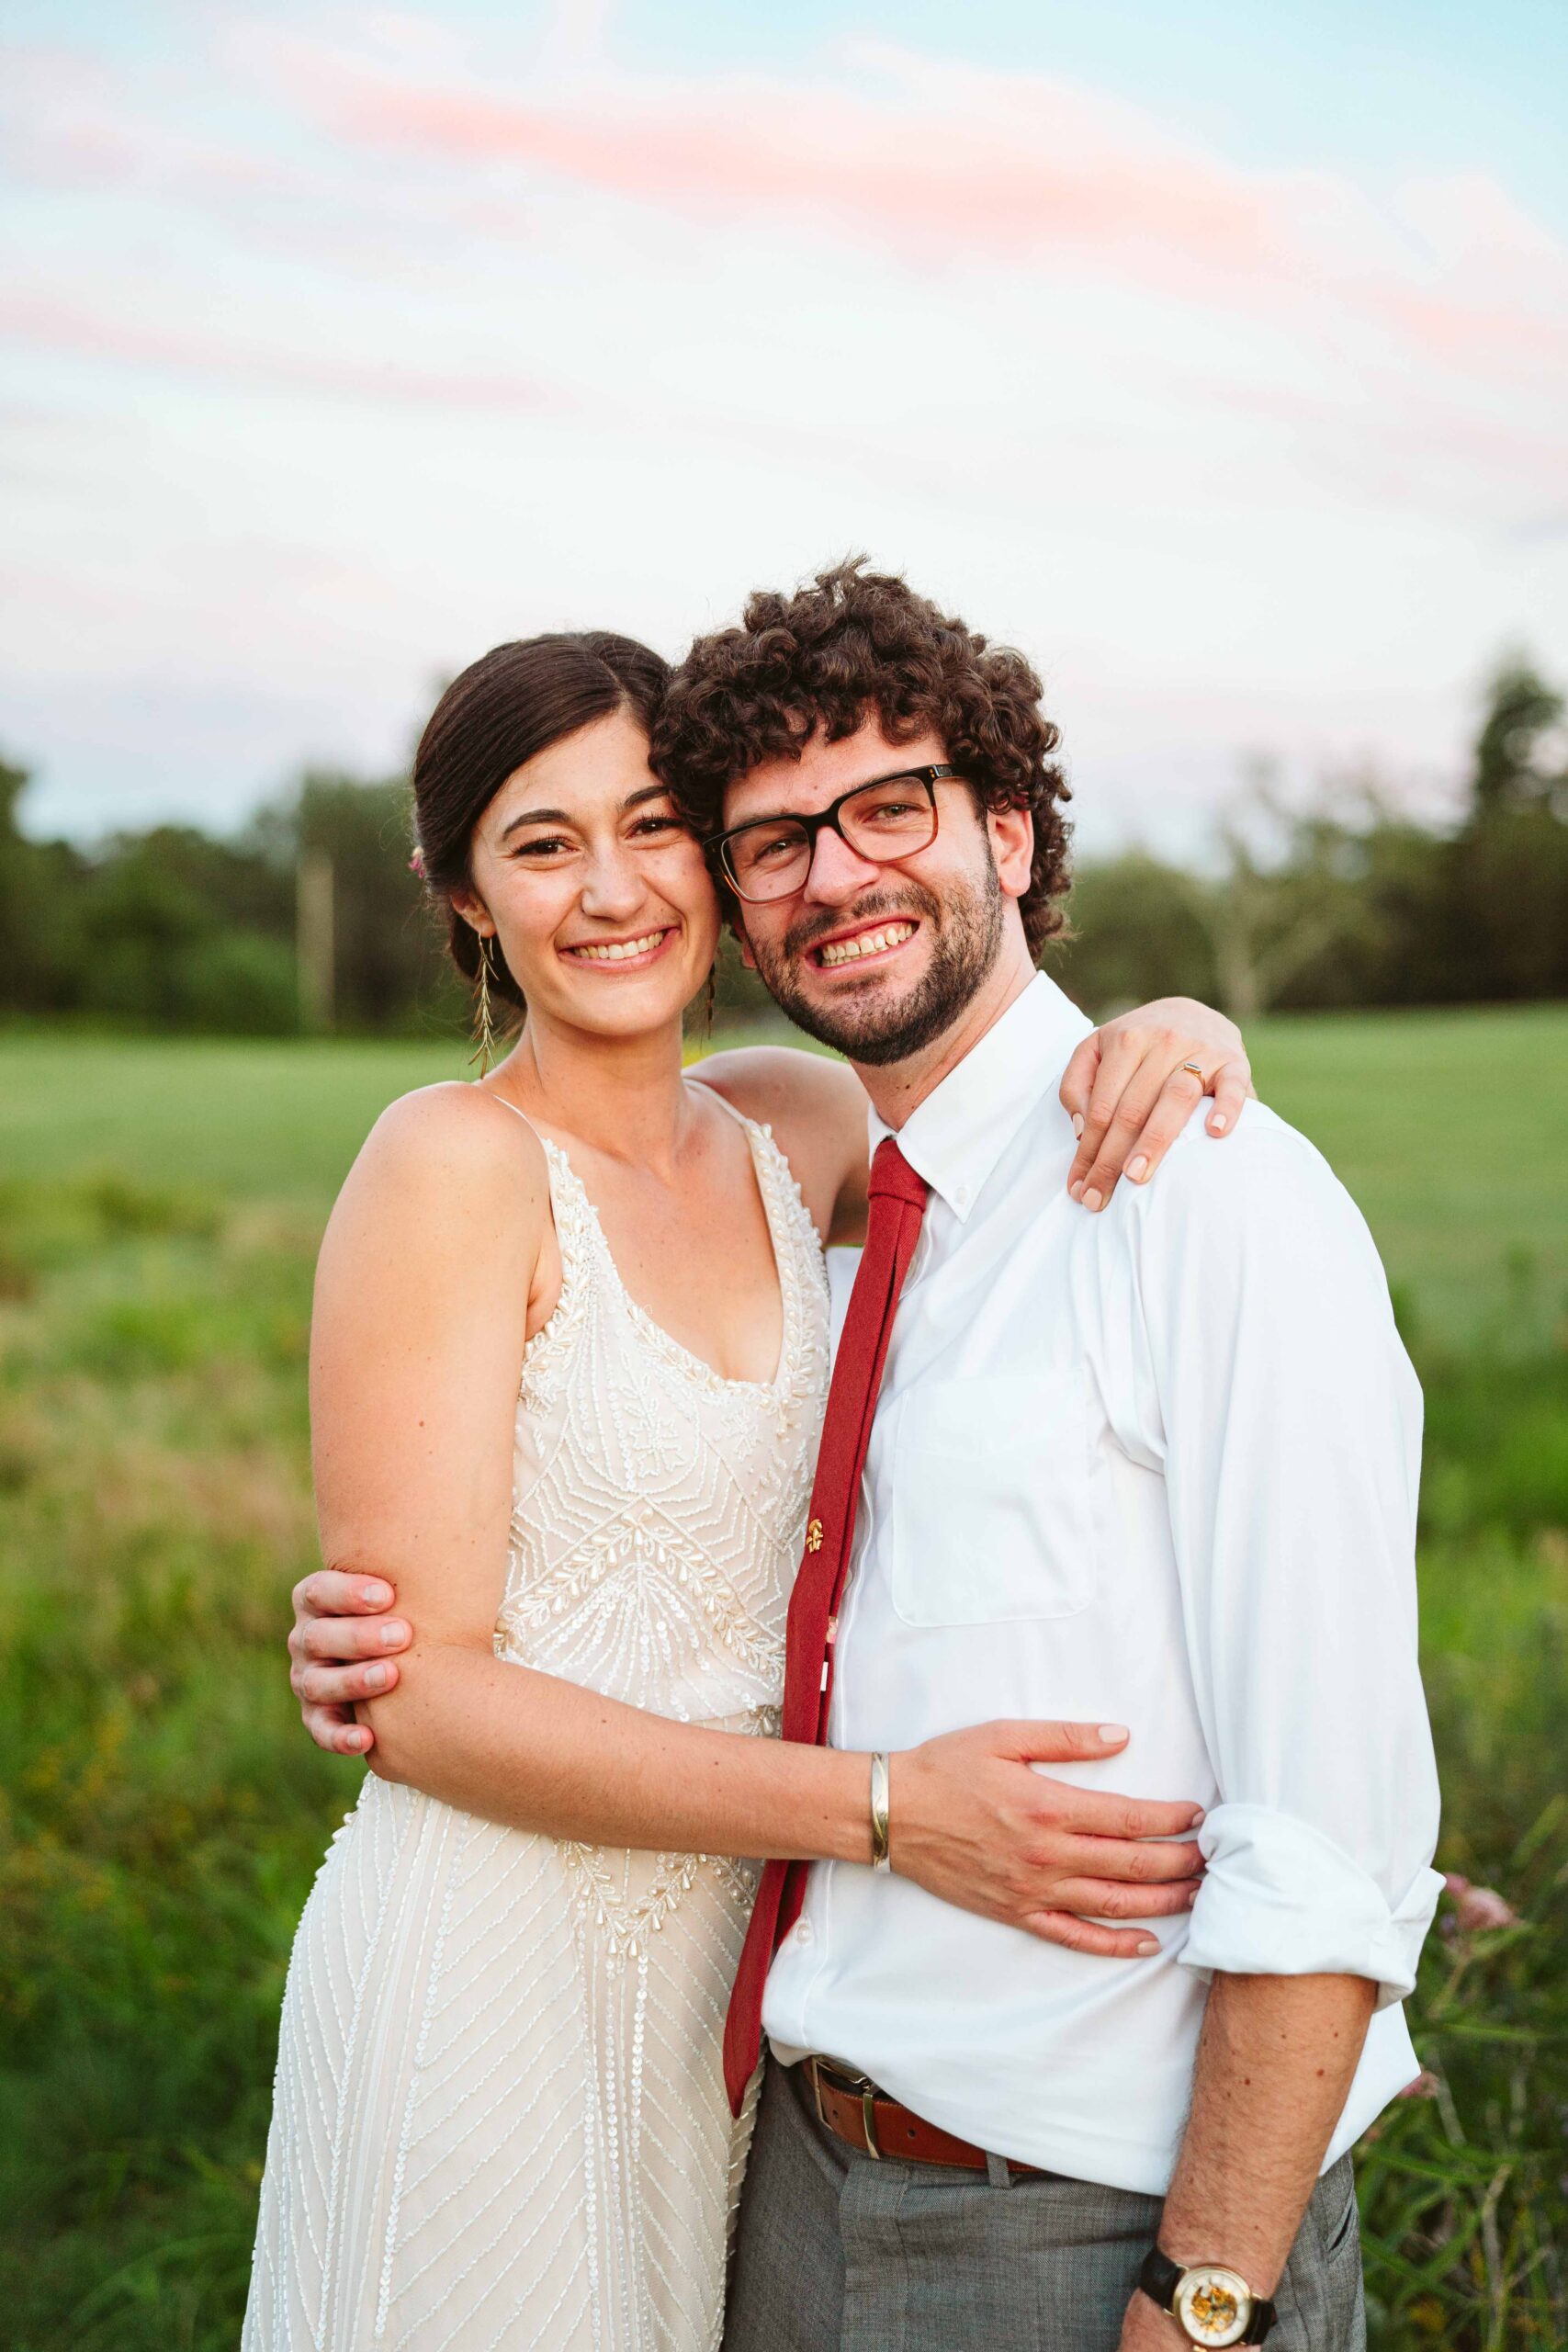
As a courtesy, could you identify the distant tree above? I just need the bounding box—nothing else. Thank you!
[1047,851,1216,1018]
[1282,807,1457,1010]
[250,772,457,1035]
[73,831,297,1032]
[1471,652,1566,815]
[1450,651,1568,1002]
[0,754,88,1014]
[6,647,1563,1035]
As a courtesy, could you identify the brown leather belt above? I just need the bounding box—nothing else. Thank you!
[804,2057,1044,2176]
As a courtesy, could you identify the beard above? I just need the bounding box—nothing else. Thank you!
[744,854,1005,1066]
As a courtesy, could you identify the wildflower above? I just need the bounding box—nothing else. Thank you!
[1442,1872,1519,1932]
[1397,2071,1439,2099]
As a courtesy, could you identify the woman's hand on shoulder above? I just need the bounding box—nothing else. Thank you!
[1059,998,1255,1211]
[689,1046,869,1245]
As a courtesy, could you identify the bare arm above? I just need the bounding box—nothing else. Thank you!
[366,1641,1197,1955]
[695,995,1255,1250]
[1119,1973,1375,2347]
[303,1083,1205,1953]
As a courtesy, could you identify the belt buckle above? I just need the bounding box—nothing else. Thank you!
[812,2058,884,2161]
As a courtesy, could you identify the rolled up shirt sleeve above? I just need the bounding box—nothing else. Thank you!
[1133,1108,1443,2007]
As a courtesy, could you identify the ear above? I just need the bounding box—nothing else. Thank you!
[451,889,495,938]
[986,798,1034,903]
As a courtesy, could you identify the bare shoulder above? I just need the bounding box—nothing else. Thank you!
[691,1045,864,1146]
[327,1081,551,1269]
[690,1046,866,1226]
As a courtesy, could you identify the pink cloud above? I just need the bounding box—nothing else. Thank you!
[0,289,564,413]
[5,21,1562,541]
[274,40,1292,290]
[256,29,1568,390]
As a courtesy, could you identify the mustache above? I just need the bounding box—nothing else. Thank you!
[783,881,942,964]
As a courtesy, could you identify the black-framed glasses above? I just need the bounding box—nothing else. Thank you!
[706,764,953,904]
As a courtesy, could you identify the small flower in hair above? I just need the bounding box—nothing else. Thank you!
[409,846,427,879]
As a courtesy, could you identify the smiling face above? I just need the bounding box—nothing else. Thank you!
[722,716,1035,1066]
[455,704,719,1043]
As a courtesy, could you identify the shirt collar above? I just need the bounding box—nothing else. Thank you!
[866,972,1093,1222]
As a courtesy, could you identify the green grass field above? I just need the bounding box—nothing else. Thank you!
[1,1008,1564,2349]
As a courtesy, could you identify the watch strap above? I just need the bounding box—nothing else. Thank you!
[1139,2247,1183,2312]
[1136,2246,1280,2345]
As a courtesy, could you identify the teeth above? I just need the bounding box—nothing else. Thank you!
[568,932,668,963]
[819,922,915,967]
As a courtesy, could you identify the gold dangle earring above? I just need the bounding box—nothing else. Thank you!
[704,963,717,1035]
[469,933,498,1077]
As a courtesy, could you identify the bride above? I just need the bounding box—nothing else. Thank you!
[244,628,1248,2352]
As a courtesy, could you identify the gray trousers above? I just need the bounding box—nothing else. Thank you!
[724,2058,1367,2352]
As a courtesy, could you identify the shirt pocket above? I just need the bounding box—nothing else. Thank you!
[889,1374,1097,1627]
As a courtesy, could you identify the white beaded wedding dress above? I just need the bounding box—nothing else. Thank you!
[243,1105,830,2352]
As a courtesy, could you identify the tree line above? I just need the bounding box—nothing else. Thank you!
[1,655,1563,1037]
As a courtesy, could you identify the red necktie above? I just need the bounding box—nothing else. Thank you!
[723,1136,930,2115]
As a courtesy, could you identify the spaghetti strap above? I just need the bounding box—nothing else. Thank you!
[690,1074,752,1133]
[485,1091,547,1148]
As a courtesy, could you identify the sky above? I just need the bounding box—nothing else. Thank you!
[3,0,1566,854]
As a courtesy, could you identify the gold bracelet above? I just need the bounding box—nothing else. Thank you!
[870,1752,892,1871]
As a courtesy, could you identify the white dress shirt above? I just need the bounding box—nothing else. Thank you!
[763,973,1442,2195]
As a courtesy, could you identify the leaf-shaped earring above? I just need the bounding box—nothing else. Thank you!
[469,933,497,1077]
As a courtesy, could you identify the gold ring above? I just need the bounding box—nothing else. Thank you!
[1180,1059,1205,1079]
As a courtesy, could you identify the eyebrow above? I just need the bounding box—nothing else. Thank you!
[498,782,674,843]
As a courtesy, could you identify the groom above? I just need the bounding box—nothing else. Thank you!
[293,563,1440,2348]
[649,563,1439,2351]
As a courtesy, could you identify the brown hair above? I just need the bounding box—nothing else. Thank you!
[650,560,1071,954]
[413,632,669,1008]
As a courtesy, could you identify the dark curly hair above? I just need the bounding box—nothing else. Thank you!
[651,559,1072,956]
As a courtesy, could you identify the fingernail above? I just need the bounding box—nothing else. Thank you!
[1068,1180,1085,1203]
[345,1727,369,1751]
[1209,1114,1227,1135]
[1128,1155,1148,1183]
[1099,1724,1129,1743]
[362,1581,392,1606]
[364,1662,390,1691]
[1186,1886,1201,1907]
[1189,1808,1205,1828]
[1136,1938,1160,1956]
[1083,1188,1102,1214]
[380,1621,409,1647]
[1071,1113,1084,1137]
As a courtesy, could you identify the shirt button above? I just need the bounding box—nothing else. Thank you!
[954,1183,970,1207]
[794,1918,814,1947]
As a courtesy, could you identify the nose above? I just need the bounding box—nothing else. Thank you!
[801,821,882,909]
[580,839,649,923]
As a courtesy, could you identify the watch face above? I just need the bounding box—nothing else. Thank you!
[1174,2267,1254,2347]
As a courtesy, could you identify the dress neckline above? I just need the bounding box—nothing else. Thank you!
[534,1114,799,1400]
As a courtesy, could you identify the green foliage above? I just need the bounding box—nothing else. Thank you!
[270,771,457,1034]
[1051,651,1568,1021]
[1471,653,1565,817]
[0,1020,1564,2347]
[6,646,1568,1042]
[1053,850,1217,1012]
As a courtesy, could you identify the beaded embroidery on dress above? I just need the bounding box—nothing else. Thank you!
[243,1106,830,2352]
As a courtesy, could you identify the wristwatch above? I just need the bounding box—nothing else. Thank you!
[1137,2247,1277,2346]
